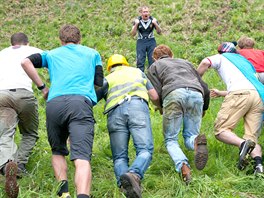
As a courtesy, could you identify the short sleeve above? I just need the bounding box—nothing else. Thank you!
[95,52,102,67]
[207,54,221,70]
[41,51,49,68]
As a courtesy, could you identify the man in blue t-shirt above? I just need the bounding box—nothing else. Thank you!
[131,6,162,72]
[21,25,104,198]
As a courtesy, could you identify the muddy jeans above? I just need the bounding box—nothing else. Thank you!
[0,89,39,169]
[163,88,203,172]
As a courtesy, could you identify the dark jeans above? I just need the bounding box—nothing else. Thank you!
[136,38,156,72]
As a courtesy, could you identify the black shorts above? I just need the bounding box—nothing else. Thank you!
[46,95,94,161]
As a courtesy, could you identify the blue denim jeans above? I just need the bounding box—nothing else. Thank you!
[107,97,153,186]
[163,88,203,172]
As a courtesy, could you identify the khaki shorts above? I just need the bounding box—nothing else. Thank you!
[214,90,263,143]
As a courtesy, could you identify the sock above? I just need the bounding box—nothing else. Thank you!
[254,156,262,166]
[57,180,68,196]
[77,194,90,198]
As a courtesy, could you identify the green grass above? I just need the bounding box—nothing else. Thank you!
[0,0,264,197]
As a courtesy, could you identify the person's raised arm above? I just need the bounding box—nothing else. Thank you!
[131,18,139,37]
[152,18,162,34]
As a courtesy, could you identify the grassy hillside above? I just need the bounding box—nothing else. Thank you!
[0,0,264,197]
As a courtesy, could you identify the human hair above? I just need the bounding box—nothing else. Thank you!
[139,5,150,13]
[237,36,255,49]
[59,24,81,44]
[153,45,173,60]
[10,32,29,46]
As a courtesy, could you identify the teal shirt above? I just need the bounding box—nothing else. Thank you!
[41,44,102,104]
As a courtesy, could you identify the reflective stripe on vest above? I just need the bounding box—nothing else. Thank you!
[105,66,149,112]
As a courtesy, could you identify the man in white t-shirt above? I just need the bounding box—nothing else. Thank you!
[0,32,42,196]
[197,42,264,174]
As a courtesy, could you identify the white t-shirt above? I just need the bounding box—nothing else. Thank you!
[207,54,255,91]
[0,45,42,92]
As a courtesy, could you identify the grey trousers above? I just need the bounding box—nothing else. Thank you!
[0,89,39,169]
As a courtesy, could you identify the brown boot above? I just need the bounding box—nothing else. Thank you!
[181,163,191,185]
[5,161,19,198]
[120,172,141,198]
[194,134,208,170]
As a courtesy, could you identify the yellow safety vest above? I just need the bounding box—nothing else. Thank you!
[105,66,149,113]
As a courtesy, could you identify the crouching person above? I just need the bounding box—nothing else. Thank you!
[96,54,160,198]
[147,45,210,185]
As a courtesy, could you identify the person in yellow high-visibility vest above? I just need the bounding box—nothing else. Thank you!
[96,54,160,198]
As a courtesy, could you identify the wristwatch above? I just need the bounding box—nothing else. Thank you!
[37,83,46,90]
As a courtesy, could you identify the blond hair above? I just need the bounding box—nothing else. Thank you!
[139,5,150,13]
[237,36,255,49]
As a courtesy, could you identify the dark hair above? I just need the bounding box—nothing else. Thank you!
[153,44,173,60]
[10,32,29,45]
[59,24,81,44]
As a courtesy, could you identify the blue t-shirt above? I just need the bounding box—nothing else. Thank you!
[41,44,102,104]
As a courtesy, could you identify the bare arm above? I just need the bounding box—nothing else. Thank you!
[152,18,162,34]
[148,88,162,114]
[197,58,211,76]
[210,89,228,98]
[131,19,139,37]
[21,58,49,99]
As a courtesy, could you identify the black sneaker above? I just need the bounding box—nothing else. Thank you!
[238,140,256,170]
[17,163,28,178]
[0,166,6,176]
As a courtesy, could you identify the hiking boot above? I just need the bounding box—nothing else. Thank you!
[5,161,19,198]
[238,140,255,170]
[120,172,141,198]
[59,192,71,198]
[254,164,264,175]
[194,134,208,170]
[181,163,191,185]
[17,163,28,178]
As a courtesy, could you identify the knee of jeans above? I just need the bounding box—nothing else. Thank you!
[138,150,153,160]
[0,107,18,130]
[183,137,195,150]
[165,140,180,150]
[114,157,129,165]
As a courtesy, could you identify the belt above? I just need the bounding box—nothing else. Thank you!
[185,87,201,93]
[104,95,147,114]
[139,36,154,40]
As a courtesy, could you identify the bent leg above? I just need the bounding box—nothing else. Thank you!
[74,159,92,195]
[128,100,153,179]
[17,90,39,165]
[163,90,187,172]
[52,155,68,181]
[0,107,18,168]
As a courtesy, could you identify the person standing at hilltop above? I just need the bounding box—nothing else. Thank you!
[131,5,162,72]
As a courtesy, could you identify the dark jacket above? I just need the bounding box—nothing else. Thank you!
[147,57,210,110]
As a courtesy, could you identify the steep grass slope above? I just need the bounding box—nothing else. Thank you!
[0,0,264,197]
